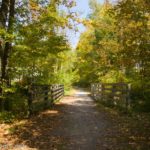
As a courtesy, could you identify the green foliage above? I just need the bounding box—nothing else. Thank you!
[0,112,15,123]
[100,70,128,83]
[0,28,15,42]
[1,0,149,115]
[0,0,78,116]
[0,85,29,119]
[76,1,119,85]
[7,0,77,88]
[76,0,150,112]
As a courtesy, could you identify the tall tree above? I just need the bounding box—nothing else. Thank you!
[0,0,15,110]
[114,0,150,80]
[76,1,119,85]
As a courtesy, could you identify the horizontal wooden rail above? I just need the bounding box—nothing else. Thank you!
[28,84,64,115]
[91,83,131,109]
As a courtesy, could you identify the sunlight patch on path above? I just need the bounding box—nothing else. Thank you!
[61,89,93,107]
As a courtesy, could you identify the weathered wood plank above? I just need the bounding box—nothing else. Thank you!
[91,83,131,109]
[28,84,64,115]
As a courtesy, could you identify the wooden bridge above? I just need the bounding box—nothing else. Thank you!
[28,82,131,115]
[28,84,64,115]
[91,82,131,109]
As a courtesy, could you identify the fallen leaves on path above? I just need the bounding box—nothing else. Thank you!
[0,94,150,150]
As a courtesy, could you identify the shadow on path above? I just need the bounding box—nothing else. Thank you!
[5,89,146,150]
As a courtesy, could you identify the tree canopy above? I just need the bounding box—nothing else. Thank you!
[0,0,150,112]
[76,0,150,110]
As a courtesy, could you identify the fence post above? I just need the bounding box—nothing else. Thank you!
[62,85,64,96]
[101,83,104,101]
[28,85,33,117]
[127,83,131,109]
[50,85,53,104]
[111,84,115,105]
[91,83,94,99]
[44,86,49,108]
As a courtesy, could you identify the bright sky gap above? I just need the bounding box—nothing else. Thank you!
[67,0,105,49]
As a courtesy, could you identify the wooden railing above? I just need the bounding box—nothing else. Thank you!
[28,84,64,115]
[91,83,131,109]
[51,84,64,102]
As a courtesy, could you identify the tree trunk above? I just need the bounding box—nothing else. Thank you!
[0,0,15,111]
[0,0,9,28]
[0,0,10,111]
[1,0,15,84]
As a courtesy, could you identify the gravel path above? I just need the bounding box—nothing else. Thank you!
[57,89,119,150]
[0,89,136,150]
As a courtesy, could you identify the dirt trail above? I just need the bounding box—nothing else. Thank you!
[55,89,121,150]
[1,88,145,150]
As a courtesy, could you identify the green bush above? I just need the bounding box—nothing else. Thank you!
[0,111,15,123]
[1,84,29,118]
[131,79,150,112]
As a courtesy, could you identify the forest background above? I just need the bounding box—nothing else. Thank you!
[0,0,149,121]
